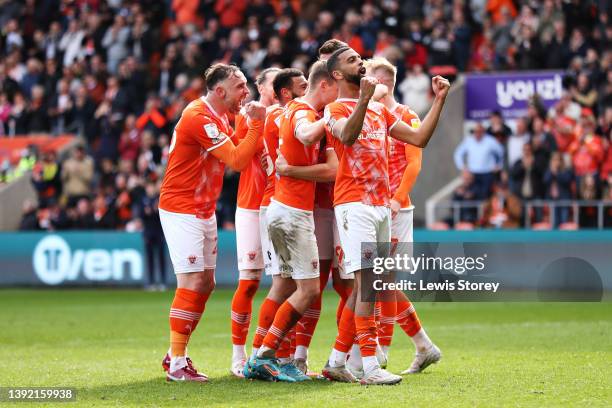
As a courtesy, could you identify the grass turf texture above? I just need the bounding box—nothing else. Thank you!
[0,289,610,407]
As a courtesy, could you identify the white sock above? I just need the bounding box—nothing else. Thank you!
[169,356,187,372]
[278,357,292,365]
[257,345,273,358]
[346,343,362,368]
[251,347,259,358]
[294,345,308,361]
[411,329,433,353]
[232,344,246,361]
[328,348,347,368]
[362,355,380,376]
[381,345,390,357]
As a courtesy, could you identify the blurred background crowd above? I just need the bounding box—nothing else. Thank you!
[0,0,609,232]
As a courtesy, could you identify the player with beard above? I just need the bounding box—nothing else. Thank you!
[231,68,308,377]
[316,39,355,328]
[159,64,266,382]
[244,61,339,382]
[344,57,441,378]
[320,47,450,385]
[229,67,280,375]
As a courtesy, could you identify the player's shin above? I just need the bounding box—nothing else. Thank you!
[231,274,261,361]
[169,287,209,371]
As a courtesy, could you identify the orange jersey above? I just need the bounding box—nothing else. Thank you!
[160,97,233,218]
[388,104,422,208]
[235,109,267,210]
[260,105,284,207]
[324,98,399,207]
[314,138,335,210]
[274,99,321,211]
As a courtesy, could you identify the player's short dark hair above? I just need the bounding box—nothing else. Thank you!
[204,64,241,91]
[318,39,348,58]
[326,46,351,76]
[256,67,281,87]
[272,68,304,99]
[308,60,333,88]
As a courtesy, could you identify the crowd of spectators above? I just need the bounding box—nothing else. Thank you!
[452,100,612,229]
[0,0,609,232]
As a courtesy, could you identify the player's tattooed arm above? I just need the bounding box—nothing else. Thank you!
[335,76,378,146]
[390,76,450,148]
[275,148,338,182]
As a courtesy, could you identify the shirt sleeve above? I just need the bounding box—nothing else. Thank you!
[383,105,401,132]
[191,114,230,152]
[323,103,349,140]
[293,108,318,137]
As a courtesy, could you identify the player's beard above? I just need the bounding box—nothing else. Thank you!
[345,66,366,86]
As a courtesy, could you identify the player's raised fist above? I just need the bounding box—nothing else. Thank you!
[244,101,266,121]
[431,76,451,99]
[359,76,379,102]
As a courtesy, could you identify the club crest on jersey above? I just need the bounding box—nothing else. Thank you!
[188,255,197,264]
[248,251,257,261]
[203,123,224,144]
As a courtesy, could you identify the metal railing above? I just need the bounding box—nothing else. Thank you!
[433,199,612,229]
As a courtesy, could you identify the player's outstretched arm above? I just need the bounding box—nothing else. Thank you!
[335,76,378,146]
[209,102,265,171]
[275,148,338,182]
[390,76,450,148]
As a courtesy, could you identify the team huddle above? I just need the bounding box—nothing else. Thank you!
[157,40,450,385]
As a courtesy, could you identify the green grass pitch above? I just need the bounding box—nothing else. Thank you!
[0,289,610,407]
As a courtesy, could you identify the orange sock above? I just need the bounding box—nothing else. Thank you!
[252,298,281,349]
[396,296,422,337]
[289,327,297,358]
[169,288,209,357]
[230,279,260,346]
[277,330,292,360]
[333,306,355,353]
[262,301,302,351]
[355,314,378,357]
[377,299,397,347]
[333,276,352,326]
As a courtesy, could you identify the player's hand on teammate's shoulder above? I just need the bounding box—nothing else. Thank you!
[275,149,290,176]
[431,76,451,99]
[244,101,266,121]
[359,76,379,102]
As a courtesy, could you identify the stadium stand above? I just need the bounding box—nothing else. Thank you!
[0,0,609,231]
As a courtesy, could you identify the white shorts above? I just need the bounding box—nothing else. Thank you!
[334,202,391,274]
[332,217,353,279]
[235,207,264,271]
[314,208,334,260]
[159,208,217,274]
[266,200,320,280]
[390,207,414,260]
[391,206,414,243]
[259,206,279,276]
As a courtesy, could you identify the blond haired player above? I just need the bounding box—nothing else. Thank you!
[229,67,280,375]
[321,47,449,385]
[243,61,339,382]
[344,57,441,377]
[159,64,266,382]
